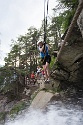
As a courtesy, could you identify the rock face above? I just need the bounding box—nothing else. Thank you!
[51,5,83,90]
[77,0,83,37]
[52,39,83,89]
[30,91,54,109]
[77,9,83,37]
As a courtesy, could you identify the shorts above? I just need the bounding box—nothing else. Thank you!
[41,55,51,65]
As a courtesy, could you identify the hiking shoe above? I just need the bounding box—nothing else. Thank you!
[44,79,50,84]
[44,79,48,83]
[46,79,50,82]
[44,79,47,82]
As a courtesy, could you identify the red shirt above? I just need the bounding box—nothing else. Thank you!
[42,70,45,75]
[31,73,35,79]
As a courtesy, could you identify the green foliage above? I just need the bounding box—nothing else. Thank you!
[50,56,56,69]
[0,112,5,121]
[58,0,78,9]
[61,9,75,31]
[4,27,41,74]
[54,0,78,32]
[9,101,26,115]
[0,67,11,86]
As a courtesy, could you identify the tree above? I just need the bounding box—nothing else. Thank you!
[4,27,41,86]
[53,0,79,31]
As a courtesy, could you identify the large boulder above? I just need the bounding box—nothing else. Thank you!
[51,11,83,89]
[53,38,83,87]
[52,36,83,87]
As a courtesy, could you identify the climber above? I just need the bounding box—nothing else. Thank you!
[36,66,42,79]
[30,71,36,85]
[37,41,51,82]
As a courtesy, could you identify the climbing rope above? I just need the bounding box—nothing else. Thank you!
[44,0,49,45]
[57,0,83,61]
